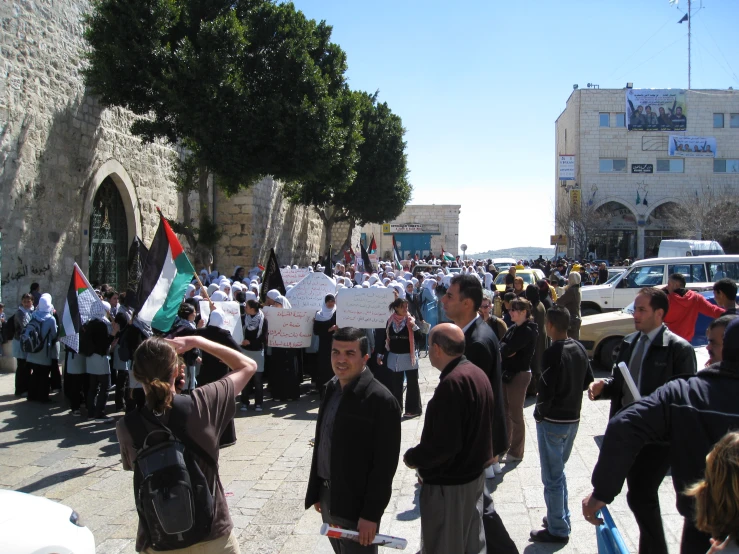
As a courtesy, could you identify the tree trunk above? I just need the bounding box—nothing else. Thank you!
[338,218,356,255]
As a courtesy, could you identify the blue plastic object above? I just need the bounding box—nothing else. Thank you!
[596,507,629,554]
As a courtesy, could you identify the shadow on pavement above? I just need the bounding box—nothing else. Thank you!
[15,466,93,494]
[396,483,421,521]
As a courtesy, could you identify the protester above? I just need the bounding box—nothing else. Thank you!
[378,298,422,418]
[530,306,593,543]
[116,335,256,553]
[499,297,538,463]
[588,286,696,554]
[583,318,739,554]
[404,324,492,554]
[241,299,267,411]
[12,293,34,397]
[479,291,507,341]
[305,327,401,553]
[83,301,115,420]
[64,345,87,416]
[169,303,200,392]
[664,273,725,342]
[525,284,547,396]
[30,282,41,307]
[440,274,517,552]
[706,315,738,366]
[313,294,338,398]
[111,310,133,410]
[685,432,739,553]
[713,278,738,315]
[264,290,301,402]
[25,293,58,403]
[555,271,581,340]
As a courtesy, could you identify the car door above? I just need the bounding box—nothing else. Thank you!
[612,264,666,308]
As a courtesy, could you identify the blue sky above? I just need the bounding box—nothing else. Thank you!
[291,0,739,254]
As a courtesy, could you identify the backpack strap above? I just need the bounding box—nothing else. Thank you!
[125,396,218,471]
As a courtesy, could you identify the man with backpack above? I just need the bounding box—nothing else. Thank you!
[116,335,257,553]
[24,293,58,403]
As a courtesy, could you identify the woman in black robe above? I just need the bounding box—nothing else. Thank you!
[312,294,337,398]
[175,308,240,447]
[265,290,301,402]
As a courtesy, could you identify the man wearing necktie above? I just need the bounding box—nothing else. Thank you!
[587,287,696,554]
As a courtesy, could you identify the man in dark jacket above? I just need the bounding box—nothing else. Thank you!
[404,324,493,554]
[530,306,594,543]
[583,318,739,554]
[588,287,696,554]
[305,327,401,553]
[441,274,518,554]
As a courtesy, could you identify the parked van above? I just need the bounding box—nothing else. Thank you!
[658,239,724,258]
[580,255,739,315]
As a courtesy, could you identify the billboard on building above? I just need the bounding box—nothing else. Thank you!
[559,155,575,180]
[625,89,687,131]
[668,136,716,158]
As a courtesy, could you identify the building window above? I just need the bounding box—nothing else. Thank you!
[599,113,610,127]
[731,114,739,128]
[714,159,739,173]
[656,159,684,173]
[714,114,725,128]
[599,159,626,172]
[614,113,625,127]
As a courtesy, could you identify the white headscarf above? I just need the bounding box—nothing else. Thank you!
[484,272,493,290]
[244,291,257,303]
[208,309,228,330]
[315,296,336,322]
[207,283,219,297]
[266,289,292,308]
[211,290,228,302]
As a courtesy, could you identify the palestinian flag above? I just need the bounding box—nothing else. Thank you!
[392,235,403,271]
[59,263,102,353]
[369,234,377,254]
[136,212,195,332]
[441,248,455,262]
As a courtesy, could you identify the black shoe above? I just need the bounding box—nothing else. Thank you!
[542,516,548,528]
[530,529,569,544]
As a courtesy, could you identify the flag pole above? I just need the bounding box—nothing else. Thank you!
[193,272,211,302]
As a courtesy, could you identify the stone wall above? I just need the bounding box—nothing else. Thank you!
[0,0,182,306]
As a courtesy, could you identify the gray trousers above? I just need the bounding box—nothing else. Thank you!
[420,473,487,554]
[320,484,378,554]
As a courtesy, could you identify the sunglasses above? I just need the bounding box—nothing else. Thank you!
[480,304,491,309]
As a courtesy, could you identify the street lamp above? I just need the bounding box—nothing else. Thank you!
[461,244,467,261]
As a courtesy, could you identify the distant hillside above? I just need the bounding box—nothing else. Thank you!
[468,247,555,260]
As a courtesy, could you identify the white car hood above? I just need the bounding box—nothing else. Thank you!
[581,284,614,297]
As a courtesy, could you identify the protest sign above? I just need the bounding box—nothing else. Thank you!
[280,267,310,285]
[199,301,244,344]
[285,271,336,310]
[263,307,314,348]
[336,287,394,328]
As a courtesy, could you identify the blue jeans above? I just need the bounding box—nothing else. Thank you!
[536,420,579,538]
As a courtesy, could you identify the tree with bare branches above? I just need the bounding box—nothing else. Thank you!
[660,182,738,243]
[554,191,606,259]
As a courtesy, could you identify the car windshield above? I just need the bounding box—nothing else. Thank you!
[605,272,622,285]
[495,263,513,272]
[494,272,535,285]
[622,301,635,315]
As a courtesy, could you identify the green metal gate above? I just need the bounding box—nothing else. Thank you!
[88,178,129,291]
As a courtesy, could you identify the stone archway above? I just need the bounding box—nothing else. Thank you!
[644,201,683,258]
[590,200,639,261]
[80,160,141,287]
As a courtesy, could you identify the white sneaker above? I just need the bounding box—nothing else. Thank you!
[492,462,503,474]
[485,465,496,479]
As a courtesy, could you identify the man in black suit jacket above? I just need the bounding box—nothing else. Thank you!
[305,327,401,553]
[441,274,518,554]
[589,287,696,554]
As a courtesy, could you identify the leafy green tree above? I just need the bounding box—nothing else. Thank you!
[284,91,411,256]
[83,0,351,259]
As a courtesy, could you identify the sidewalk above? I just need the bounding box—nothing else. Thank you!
[0,358,683,553]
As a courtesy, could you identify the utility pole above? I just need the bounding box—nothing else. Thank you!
[688,0,692,89]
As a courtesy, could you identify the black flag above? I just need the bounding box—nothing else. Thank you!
[260,248,286,304]
[324,245,334,278]
[124,236,149,310]
[360,242,373,274]
[677,13,688,23]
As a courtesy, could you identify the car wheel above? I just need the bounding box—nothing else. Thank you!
[598,338,621,369]
[581,305,600,317]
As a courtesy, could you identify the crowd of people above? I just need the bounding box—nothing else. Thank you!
[1,251,738,554]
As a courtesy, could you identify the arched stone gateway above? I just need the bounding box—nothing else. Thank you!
[590,201,638,261]
[644,201,682,258]
[81,160,142,291]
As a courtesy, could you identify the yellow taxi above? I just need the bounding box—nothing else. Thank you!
[493,269,545,293]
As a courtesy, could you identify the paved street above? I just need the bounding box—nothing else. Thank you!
[0,359,684,554]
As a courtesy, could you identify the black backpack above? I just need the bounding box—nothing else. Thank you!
[78,322,96,357]
[125,396,216,551]
[20,318,48,354]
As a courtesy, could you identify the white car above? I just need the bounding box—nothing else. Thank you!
[0,490,95,554]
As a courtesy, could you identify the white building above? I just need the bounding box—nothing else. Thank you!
[360,205,461,260]
[555,87,739,260]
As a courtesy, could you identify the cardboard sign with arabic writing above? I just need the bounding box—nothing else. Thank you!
[336,288,395,329]
[263,307,314,348]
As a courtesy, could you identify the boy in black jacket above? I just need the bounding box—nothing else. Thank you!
[530,305,593,544]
